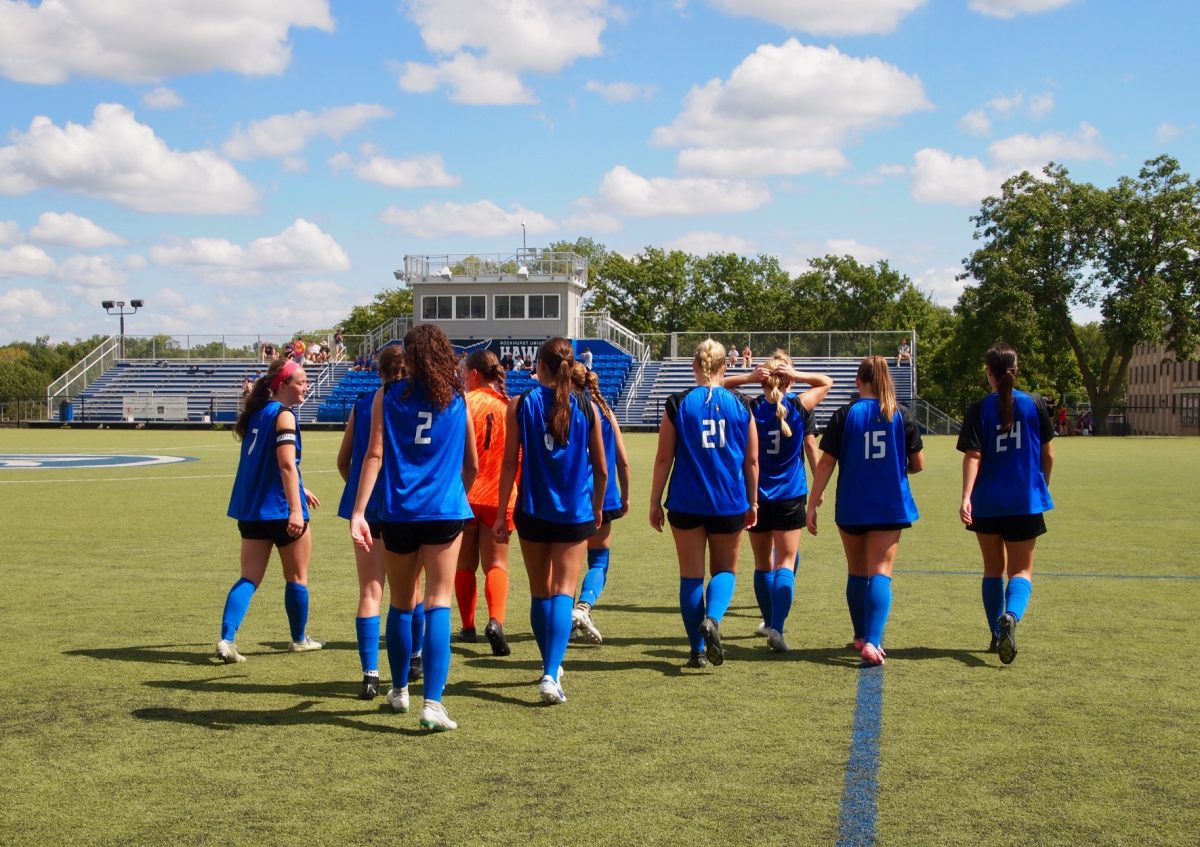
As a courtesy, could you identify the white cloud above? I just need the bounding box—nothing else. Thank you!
[652,39,930,178]
[987,93,1023,116]
[398,0,612,104]
[560,200,623,235]
[664,231,759,255]
[597,166,770,216]
[585,80,657,102]
[852,163,908,185]
[0,1,334,84]
[57,254,127,287]
[825,238,888,264]
[0,104,257,214]
[988,122,1107,168]
[958,109,992,136]
[913,266,967,305]
[30,212,127,248]
[143,86,184,109]
[0,245,56,277]
[1028,91,1055,118]
[0,287,63,318]
[961,90,1055,135]
[329,147,461,189]
[0,220,20,245]
[969,0,1076,18]
[223,104,394,160]
[1156,122,1183,144]
[149,219,351,273]
[709,0,926,35]
[382,200,554,239]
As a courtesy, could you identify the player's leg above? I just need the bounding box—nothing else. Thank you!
[382,547,422,713]
[839,529,870,650]
[519,536,553,663]
[574,522,610,643]
[480,517,512,656]
[766,528,801,651]
[417,534,464,729]
[748,529,775,636]
[997,536,1037,665]
[701,528,743,666]
[976,531,1008,651]
[672,524,709,666]
[860,530,901,665]
[454,519,481,641]
[279,528,320,651]
[541,539,587,701]
[217,538,273,662]
[353,539,386,698]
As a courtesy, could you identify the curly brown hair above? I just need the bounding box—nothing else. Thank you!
[402,324,462,409]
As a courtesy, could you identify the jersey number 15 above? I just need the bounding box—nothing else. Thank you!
[863,430,887,459]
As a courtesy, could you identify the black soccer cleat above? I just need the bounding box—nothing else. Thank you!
[987,635,1000,654]
[484,618,511,656]
[698,616,724,666]
[997,613,1018,665]
[359,674,380,701]
[459,626,478,643]
[409,653,423,681]
[686,650,709,669]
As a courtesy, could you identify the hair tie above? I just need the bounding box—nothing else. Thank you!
[270,360,299,393]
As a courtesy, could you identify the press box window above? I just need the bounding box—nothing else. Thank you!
[528,294,559,320]
[422,296,452,320]
[455,295,486,320]
[494,295,525,320]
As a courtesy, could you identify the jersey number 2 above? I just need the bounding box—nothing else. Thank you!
[415,411,433,444]
[702,419,726,449]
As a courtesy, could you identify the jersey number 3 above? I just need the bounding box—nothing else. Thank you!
[702,418,726,449]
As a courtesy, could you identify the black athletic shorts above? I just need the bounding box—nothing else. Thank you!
[380,519,465,554]
[514,510,596,543]
[368,521,383,540]
[238,519,307,548]
[601,508,625,525]
[667,510,746,535]
[837,522,912,536]
[966,512,1046,542]
[748,495,807,534]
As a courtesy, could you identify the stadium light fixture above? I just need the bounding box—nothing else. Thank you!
[393,270,403,281]
[517,265,529,280]
[438,266,452,280]
[101,298,144,359]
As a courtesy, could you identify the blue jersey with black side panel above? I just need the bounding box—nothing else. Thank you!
[378,379,472,522]
[957,389,1055,518]
[819,398,921,526]
[516,385,596,524]
[337,390,382,522]
[753,393,815,503]
[664,385,752,517]
[599,412,622,512]
[227,400,308,521]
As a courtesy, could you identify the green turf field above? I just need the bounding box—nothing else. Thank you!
[0,430,1196,847]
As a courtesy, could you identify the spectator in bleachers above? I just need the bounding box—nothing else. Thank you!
[897,340,912,365]
[366,353,378,372]
[513,355,527,372]
[261,341,276,363]
[241,376,253,398]
[726,346,738,369]
[334,330,345,362]
[352,353,366,372]
[292,338,306,364]
[742,344,753,368]
[580,346,593,371]
[499,352,515,371]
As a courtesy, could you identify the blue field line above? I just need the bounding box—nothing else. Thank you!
[898,568,1200,581]
[836,665,883,847]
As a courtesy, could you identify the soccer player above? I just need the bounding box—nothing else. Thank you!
[807,355,923,667]
[218,357,322,664]
[726,352,832,652]
[350,325,478,732]
[569,363,631,644]
[493,337,607,705]
[336,344,425,700]
[649,339,758,669]
[957,342,1054,665]
[455,349,515,656]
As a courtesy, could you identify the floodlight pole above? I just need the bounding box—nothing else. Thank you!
[101,299,144,359]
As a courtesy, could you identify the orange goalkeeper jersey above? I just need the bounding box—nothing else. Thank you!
[466,386,517,511]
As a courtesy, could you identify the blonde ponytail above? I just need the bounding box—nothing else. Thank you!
[763,349,793,437]
[857,355,897,422]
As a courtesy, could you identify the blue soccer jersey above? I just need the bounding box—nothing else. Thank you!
[664,386,752,517]
[227,401,308,521]
[819,398,921,526]
[516,385,596,524]
[337,390,382,522]
[957,389,1055,518]
[377,379,472,522]
[752,393,815,503]
[599,412,622,512]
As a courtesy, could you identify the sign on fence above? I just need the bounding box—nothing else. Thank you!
[121,393,188,421]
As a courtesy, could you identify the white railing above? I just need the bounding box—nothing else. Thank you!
[576,312,647,360]
[359,317,412,356]
[620,359,653,418]
[45,335,119,419]
[911,397,961,435]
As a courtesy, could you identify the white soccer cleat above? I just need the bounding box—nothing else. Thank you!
[766,628,789,653]
[572,604,603,644]
[215,640,246,664]
[539,674,567,705]
[288,635,324,652]
[386,686,410,713]
[755,620,770,637]
[418,700,458,731]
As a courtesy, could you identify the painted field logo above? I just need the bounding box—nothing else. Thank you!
[0,454,198,469]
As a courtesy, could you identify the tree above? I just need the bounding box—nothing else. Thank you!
[339,287,414,337]
[960,158,1200,432]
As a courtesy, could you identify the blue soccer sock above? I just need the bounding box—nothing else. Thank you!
[705,571,736,622]
[578,548,610,607]
[411,602,425,658]
[530,596,552,661]
[544,594,574,678]
[864,574,893,648]
[679,577,706,654]
[283,582,309,642]
[422,606,451,703]
[220,577,257,641]
[770,567,796,634]
[1005,576,1033,622]
[385,605,414,688]
[846,574,868,641]
[355,615,380,675]
[753,569,776,624]
[982,577,1005,637]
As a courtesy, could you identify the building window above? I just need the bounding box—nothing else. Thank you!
[455,295,486,320]
[422,295,452,320]
[528,294,560,320]
[494,295,526,320]
[1182,394,1199,427]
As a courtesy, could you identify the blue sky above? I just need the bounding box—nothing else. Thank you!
[1,0,1196,343]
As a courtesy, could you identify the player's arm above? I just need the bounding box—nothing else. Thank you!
[803,433,823,506]
[743,416,759,529]
[587,403,609,528]
[612,422,632,514]
[806,452,837,535]
[350,390,385,550]
[904,408,925,474]
[274,408,305,533]
[722,364,771,388]
[648,411,676,533]
[461,410,478,494]
[493,397,521,541]
[960,450,981,525]
[1041,441,1054,487]
[335,407,356,482]
[787,369,833,411]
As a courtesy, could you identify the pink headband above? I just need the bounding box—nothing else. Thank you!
[270,360,299,393]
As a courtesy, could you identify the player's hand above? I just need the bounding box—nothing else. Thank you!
[304,488,320,508]
[806,506,819,536]
[649,503,665,533]
[493,514,510,543]
[287,510,306,538]
[753,364,773,381]
[350,515,372,551]
[620,498,629,516]
[959,499,973,526]
[745,503,758,529]
[594,507,604,529]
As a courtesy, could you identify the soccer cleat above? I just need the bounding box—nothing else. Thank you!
[418,700,458,731]
[288,635,324,653]
[386,685,410,713]
[766,628,789,653]
[459,626,478,643]
[484,618,511,656]
[987,635,1000,653]
[409,653,423,681]
[215,640,246,664]
[539,674,567,705]
[997,612,1018,665]
[572,604,603,644]
[359,674,380,701]
[698,617,724,666]
[851,637,866,652]
[686,651,709,669]
[755,620,770,637]
[860,643,886,667]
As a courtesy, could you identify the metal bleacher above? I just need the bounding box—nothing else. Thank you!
[73,361,262,423]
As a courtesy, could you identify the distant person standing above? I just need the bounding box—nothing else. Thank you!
[291,338,306,364]
[742,344,753,369]
[958,342,1054,665]
[580,346,594,371]
[333,330,345,362]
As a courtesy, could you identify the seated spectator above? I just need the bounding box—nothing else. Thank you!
[580,346,593,371]
[366,353,378,372]
[292,338,306,364]
[260,341,276,363]
[741,344,752,368]
[499,352,515,371]
[333,330,345,362]
[726,346,738,368]
[241,376,253,397]
[352,353,365,371]
[897,341,912,365]
[513,355,526,372]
